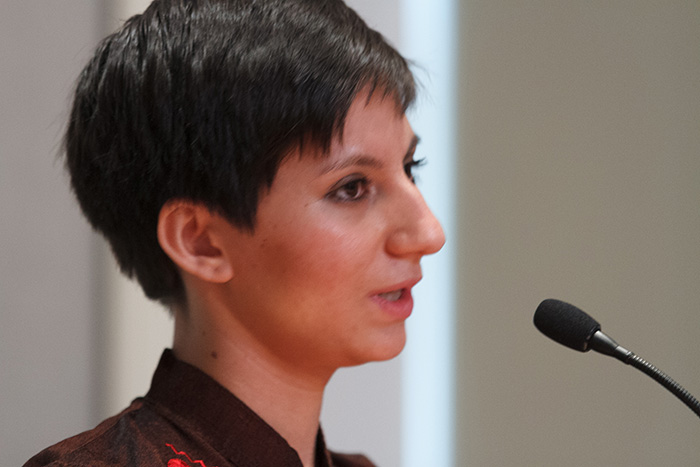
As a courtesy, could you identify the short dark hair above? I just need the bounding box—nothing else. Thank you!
[66,0,416,304]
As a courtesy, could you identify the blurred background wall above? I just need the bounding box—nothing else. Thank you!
[2,1,699,466]
[1,1,102,464]
[455,2,700,465]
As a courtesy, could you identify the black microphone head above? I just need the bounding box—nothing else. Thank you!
[534,299,601,352]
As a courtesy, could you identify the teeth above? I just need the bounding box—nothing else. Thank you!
[378,290,402,302]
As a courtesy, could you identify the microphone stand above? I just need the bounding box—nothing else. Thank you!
[589,331,700,419]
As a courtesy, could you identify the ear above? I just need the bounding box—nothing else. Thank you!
[157,200,234,283]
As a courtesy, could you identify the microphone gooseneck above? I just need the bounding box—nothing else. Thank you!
[534,299,700,419]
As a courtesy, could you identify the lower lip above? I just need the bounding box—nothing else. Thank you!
[371,288,414,320]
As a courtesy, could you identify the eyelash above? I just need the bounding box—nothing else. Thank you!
[327,158,426,203]
[405,157,425,182]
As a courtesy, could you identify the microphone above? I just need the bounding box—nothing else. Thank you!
[534,298,700,419]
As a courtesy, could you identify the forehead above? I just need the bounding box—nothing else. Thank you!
[291,90,415,166]
[318,133,420,175]
[287,87,409,152]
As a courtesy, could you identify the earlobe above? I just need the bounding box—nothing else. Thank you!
[157,200,234,283]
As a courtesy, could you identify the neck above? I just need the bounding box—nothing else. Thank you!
[172,302,331,467]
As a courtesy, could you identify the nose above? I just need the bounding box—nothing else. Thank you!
[385,182,446,259]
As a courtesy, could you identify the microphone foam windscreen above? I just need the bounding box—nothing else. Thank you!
[534,299,601,352]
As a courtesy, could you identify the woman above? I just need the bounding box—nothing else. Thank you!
[26,1,444,466]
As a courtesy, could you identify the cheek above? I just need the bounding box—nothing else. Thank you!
[266,217,373,292]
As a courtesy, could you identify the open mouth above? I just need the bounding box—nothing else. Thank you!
[377,289,403,302]
[371,283,415,319]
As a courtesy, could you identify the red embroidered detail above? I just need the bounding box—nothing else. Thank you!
[166,443,217,467]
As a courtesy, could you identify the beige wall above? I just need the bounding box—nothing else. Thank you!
[456,1,700,465]
[0,2,102,465]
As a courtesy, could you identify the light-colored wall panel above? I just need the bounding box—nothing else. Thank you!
[0,2,102,465]
[456,1,700,465]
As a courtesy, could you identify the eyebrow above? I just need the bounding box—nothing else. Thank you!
[320,134,421,175]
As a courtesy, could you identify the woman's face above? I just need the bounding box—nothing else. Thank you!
[217,90,445,377]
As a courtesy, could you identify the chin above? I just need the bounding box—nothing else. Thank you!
[345,326,407,367]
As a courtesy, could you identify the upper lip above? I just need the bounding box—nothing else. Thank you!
[371,276,422,296]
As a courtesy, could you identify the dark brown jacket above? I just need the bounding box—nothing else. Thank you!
[24,350,374,467]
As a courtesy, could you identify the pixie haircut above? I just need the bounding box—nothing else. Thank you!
[66,0,416,304]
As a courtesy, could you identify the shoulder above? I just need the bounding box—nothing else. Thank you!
[22,399,171,467]
[330,451,377,467]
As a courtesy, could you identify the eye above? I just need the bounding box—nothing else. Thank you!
[404,157,426,183]
[326,176,370,202]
